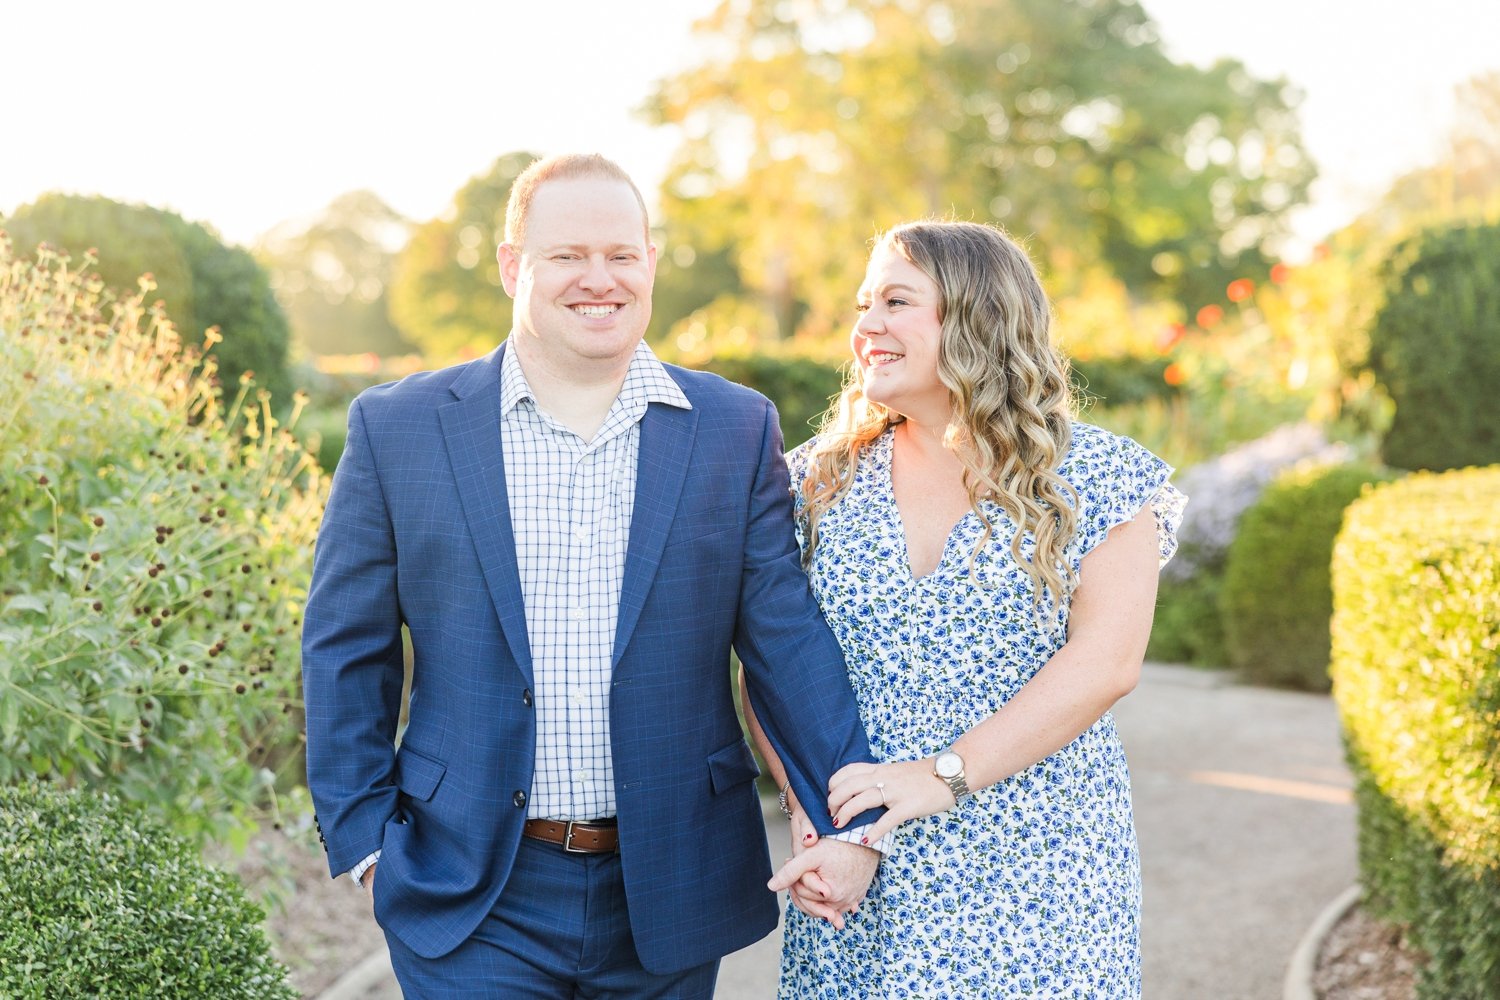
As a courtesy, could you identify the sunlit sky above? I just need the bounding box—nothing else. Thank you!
[4,0,1497,259]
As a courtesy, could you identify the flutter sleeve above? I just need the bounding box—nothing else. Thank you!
[1065,423,1187,568]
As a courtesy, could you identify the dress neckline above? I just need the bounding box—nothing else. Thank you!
[871,428,975,584]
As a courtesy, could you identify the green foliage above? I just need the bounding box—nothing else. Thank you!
[658,331,843,449]
[0,782,296,999]
[1221,462,1397,691]
[1368,221,1500,471]
[1071,353,1178,408]
[647,0,1314,340]
[1146,572,1226,667]
[254,190,415,357]
[0,236,323,844]
[3,193,293,404]
[389,152,536,360]
[1331,467,1500,997]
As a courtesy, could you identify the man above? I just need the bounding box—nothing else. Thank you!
[303,153,881,997]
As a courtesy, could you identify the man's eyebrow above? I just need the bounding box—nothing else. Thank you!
[539,242,644,253]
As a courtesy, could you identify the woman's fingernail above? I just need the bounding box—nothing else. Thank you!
[804,833,814,841]
[860,836,869,845]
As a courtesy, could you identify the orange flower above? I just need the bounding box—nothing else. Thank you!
[1226,278,1254,302]
[1270,263,1292,284]
[1163,362,1187,386]
[1196,304,1224,329]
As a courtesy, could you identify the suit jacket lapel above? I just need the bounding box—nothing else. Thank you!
[439,345,533,682]
[613,398,698,668]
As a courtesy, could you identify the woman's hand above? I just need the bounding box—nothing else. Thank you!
[782,797,843,925]
[827,758,956,845]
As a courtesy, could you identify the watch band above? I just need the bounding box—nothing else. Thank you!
[934,750,971,801]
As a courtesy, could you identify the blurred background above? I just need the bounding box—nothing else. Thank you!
[3,2,1498,997]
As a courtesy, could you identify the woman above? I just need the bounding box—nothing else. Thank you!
[745,221,1185,998]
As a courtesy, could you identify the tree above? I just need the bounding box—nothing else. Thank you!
[254,190,415,357]
[2,194,293,402]
[389,152,537,360]
[644,0,1314,340]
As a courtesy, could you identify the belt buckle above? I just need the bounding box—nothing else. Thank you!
[562,820,590,854]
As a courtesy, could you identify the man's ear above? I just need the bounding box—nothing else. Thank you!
[497,243,522,298]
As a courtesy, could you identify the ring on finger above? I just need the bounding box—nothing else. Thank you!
[876,781,886,806]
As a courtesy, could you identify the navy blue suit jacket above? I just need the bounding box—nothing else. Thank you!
[302,344,879,972]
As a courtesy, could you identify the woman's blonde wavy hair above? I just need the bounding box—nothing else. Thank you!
[799,220,1080,605]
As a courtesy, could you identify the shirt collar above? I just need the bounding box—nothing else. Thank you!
[500,339,691,417]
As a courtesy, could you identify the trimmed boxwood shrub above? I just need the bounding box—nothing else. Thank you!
[0,782,296,999]
[1146,423,1352,667]
[1368,221,1500,471]
[1221,462,1397,691]
[1330,467,1500,998]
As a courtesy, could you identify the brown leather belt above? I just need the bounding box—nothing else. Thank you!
[522,818,619,854]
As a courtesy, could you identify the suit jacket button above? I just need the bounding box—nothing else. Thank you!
[522,688,533,707]
[513,790,527,808]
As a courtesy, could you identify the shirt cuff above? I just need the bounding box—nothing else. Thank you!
[349,850,382,890]
[829,824,891,855]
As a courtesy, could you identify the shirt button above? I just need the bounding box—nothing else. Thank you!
[570,606,587,622]
[573,526,589,541]
[522,688,533,707]
[512,790,527,808]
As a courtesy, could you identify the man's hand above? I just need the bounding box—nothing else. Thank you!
[768,838,878,930]
[360,862,377,899]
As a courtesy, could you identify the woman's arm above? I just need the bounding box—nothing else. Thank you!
[825,505,1161,843]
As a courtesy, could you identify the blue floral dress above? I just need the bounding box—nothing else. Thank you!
[779,422,1185,999]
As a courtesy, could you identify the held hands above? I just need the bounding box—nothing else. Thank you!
[768,833,879,931]
[768,786,879,930]
[826,758,956,846]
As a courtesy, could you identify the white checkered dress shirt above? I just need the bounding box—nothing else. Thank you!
[500,340,690,821]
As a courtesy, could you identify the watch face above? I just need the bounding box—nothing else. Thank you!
[935,752,963,778]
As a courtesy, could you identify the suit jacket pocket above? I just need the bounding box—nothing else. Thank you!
[706,739,761,795]
[394,744,448,802]
[664,503,742,549]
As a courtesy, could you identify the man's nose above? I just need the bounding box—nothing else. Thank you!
[579,255,617,292]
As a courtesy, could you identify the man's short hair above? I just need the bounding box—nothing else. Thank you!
[504,153,651,250]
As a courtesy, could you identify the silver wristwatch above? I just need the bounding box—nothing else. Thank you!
[934,749,971,802]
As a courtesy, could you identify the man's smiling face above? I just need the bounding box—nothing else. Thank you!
[500,176,657,378]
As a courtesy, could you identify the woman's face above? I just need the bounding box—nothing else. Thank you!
[851,243,949,421]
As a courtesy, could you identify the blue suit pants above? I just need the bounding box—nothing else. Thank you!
[384,837,720,998]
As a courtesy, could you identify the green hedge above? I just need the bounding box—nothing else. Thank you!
[1331,467,1500,998]
[1368,221,1500,472]
[655,342,844,450]
[1146,573,1227,667]
[0,783,296,999]
[1071,353,1180,408]
[1222,462,1397,691]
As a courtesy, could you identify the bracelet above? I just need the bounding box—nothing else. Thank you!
[777,781,793,818]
